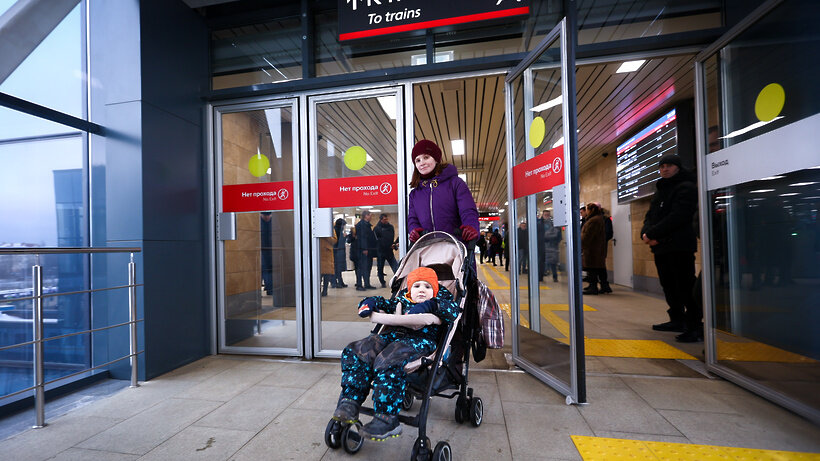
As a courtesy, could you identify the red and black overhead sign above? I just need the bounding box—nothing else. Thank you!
[338,0,531,41]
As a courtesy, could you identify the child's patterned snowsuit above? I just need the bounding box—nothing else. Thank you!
[339,286,460,415]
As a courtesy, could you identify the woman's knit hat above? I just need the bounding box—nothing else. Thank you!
[406,266,439,299]
[411,140,442,164]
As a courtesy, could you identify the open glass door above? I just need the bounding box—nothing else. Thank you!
[505,18,585,403]
[695,0,819,423]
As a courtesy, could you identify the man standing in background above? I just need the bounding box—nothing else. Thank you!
[374,213,399,288]
[355,211,378,291]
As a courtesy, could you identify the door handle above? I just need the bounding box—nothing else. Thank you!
[217,212,236,240]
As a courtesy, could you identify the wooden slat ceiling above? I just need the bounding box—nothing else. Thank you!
[414,54,697,213]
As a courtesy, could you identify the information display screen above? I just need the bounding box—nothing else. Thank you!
[616,108,678,203]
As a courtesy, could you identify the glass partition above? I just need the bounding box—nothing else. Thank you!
[697,0,819,423]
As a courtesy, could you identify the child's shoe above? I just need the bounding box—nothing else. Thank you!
[332,398,360,424]
[361,413,401,441]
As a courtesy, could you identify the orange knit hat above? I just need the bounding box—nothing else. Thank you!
[406,267,439,299]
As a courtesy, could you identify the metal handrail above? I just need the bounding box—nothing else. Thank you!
[0,247,142,428]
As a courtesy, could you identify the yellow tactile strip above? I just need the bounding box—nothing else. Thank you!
[716,339,817,364]
[583,339,697,360]
[571,435,820,461]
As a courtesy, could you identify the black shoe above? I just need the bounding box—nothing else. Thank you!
[600,283,612,294]
[365,285,378,290]
[356,286,366,291]
[321,291,327,297]
[332,398,361,424]
[583,287,598,295]
[338,283,349,288]
[380,281,387,288]
[675,329,704,343]
[652,321,685,332]
[361,413,401,441]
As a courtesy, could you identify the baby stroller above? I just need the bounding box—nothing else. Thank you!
[324,231,484,461]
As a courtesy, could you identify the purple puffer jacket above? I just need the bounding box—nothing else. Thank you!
[408,164,480,240]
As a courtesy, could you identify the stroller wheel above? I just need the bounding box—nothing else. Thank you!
[469,397,484,427]
[433,441,452,461]
[342,423,364,454]
[325,420,342,449]
[454,396,468,424]
[402,390,414,411]
[411,436,432,461]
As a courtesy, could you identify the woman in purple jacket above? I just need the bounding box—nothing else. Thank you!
[407,140,480,244]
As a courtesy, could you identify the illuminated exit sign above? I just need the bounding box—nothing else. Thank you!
[338,0,530,41]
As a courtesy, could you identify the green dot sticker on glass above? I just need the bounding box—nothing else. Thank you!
[529,117,546,148]
[248,152,270,177]
[755,83,785,122]
[344,145,367,170]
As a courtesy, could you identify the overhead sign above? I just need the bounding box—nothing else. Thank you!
[478,216,500,222]
[318,174,398,207]
[338,0,531,41]
[223,181,294,212]
[512,146,565,199]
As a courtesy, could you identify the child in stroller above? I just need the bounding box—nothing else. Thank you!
[332,266,460,441]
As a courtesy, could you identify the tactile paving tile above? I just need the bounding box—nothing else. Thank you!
[583,339,697,360]
[572,435,820,461]
[716,340,817,364]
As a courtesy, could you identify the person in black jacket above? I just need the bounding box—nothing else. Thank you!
[333,218,349,288]
[641,154,700,341]
[374,214,399,288]
[355,211,378,291]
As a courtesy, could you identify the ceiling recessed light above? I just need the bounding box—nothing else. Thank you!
[377,96,396,120]
[750,189,775,193]
[530,95,562,112]
[790,182,818,187]
[452,139,465,156]
[759,175,784,180]
[616,60,646,73]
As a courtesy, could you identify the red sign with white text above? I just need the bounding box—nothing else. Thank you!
[222,181,294,212]
[318,174,398,208]
[512,146,565,199]
[478,216,500,222]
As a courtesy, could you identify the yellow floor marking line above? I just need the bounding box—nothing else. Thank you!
[716,339,817,364]
[583,339,697,360]
[488,264,552,290]
[478,264,504,290]
[571,435,820,461]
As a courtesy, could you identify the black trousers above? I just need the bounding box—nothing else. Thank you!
[654,251,700,328]
[377,251,399,284]
[357,254,374,287]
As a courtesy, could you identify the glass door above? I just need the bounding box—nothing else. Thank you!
[215,98,303,356]
[695,0,819,423]
[309,87,405,357]
[505,18,586,403]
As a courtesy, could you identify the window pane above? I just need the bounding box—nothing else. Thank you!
[211,17,303,90]
[0,106,79,140]
[0,3,84,118]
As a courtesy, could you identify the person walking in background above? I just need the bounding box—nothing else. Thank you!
[407,140,479,245]
[477,230,488,263]
[581,203,607,295]
[641,154,699,340]
[517,221,529,274]
[596,203,613,293]
[355,211,378,291]
[489,228,503,266]
[374,213,399,288]
[320,234,337,296]
[333,218,348,288]
[543,210,562,283]
[260,212,273,296]
[503,222,510,271]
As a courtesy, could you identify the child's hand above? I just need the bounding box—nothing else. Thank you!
[358,298,377,318]
[407,299,437,315]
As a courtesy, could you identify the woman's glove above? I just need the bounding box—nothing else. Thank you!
[358,298,377,318]
[459,225,479,242]
[407,299,437,315]
[409,228,424,243]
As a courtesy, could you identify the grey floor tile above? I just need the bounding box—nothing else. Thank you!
[0,415,121,461]
[290,372,341,412]
[155,356,240,382]
[621,377,741,413]
[578,386,682,436]
[69,379,195,420]
[591,430,690,444]
[659,408,820,453]
[228,408,330,461]
[76,398,223,455]
[183,368,275,402]
[503,401,591,460]
[426,379,504,426]
[48,447,140,460]
[496,372,567,405]
[257,363,332,389]
[138,426,256,461]
[194,385,305,432]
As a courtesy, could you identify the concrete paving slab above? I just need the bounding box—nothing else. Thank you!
[257,363,333,390]
[48,447,140,460]
[622,377,741,413]
[496,372,567,405]
[194,385,305,432]
[155,356,241,382]
[503,401,591,460]
[591,430,690,444]
[183,368,275,402]
[138,425,256,461]
[290,372,341,412]
[69,379,195,420]
[0,415,121,461]
[76,398,222,455]
[228,408,331,461]
[578,386,683,436]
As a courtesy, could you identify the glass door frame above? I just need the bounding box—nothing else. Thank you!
[504,16,586,404]
[307,86,406,359]
[694,0,820,423]
[212,96,304,357]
